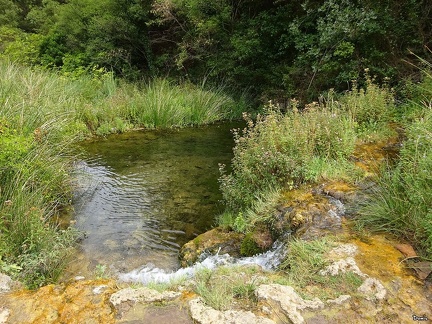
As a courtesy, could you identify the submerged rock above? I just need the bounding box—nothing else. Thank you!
[179,227,244,267]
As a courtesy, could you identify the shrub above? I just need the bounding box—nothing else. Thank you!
[339,74,396,139]
[219,101,357,212]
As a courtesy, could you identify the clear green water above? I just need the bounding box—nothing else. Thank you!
[71,122,240,274]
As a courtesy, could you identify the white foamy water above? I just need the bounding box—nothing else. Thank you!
[118,238,288,284]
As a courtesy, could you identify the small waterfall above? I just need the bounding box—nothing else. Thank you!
[118,238,288,284]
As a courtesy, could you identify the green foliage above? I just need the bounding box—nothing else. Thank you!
[151,0,430,102]
[219,188,281,233]
[0,0,19,27]
[220,100,357,212]
[94,264,110,279]
[277,237,363,300]
[0,115,79,287]
[1,0,430,102]
[219,78,396,233]
[240,233,262,257]
[0,27,44,65]
[195,268,233,311]
[126,79,240,128]
[279,238,334,285]
[36,0,153,78]
[340,74,396,138]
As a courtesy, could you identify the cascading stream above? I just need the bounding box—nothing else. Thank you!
[118,235,290,284]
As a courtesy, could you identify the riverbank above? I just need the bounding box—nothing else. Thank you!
[2,219,431,324]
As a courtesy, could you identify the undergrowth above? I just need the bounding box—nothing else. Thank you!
[356,55,432,258]
[218,77,395,234]
[194,265,263,311]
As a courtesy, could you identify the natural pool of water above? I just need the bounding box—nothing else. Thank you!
[68,122,241,277]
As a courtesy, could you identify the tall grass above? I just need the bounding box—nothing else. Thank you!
[357,97,432,257]
[0,60,244,137]
[126,79,241,128]
[356,53,432,257]
[0,119,78,288]
[277,237,363,300]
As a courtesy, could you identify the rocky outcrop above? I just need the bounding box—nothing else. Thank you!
[0,279,117,324]
[110,287,181,307]
[256,284,324,324]
[110,287,182,320]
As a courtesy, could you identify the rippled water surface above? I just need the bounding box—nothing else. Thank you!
[70,123,239,275]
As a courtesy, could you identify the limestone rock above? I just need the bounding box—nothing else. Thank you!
[319,257,366,278]
[326,295,351,305]
[327,243,358,258]
[189,298,275,324]
[110,287,181,307]
[256,284,324,324]
[357,278,387,301]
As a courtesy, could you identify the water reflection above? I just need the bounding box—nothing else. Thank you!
[70,122,239,275]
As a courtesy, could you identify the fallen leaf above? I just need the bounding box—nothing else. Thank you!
[394,243,417,258]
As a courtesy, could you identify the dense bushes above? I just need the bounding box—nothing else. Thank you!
[220,79,395,210]
[219,104,356,211]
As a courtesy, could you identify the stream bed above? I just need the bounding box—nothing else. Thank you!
[68,122,241,277]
